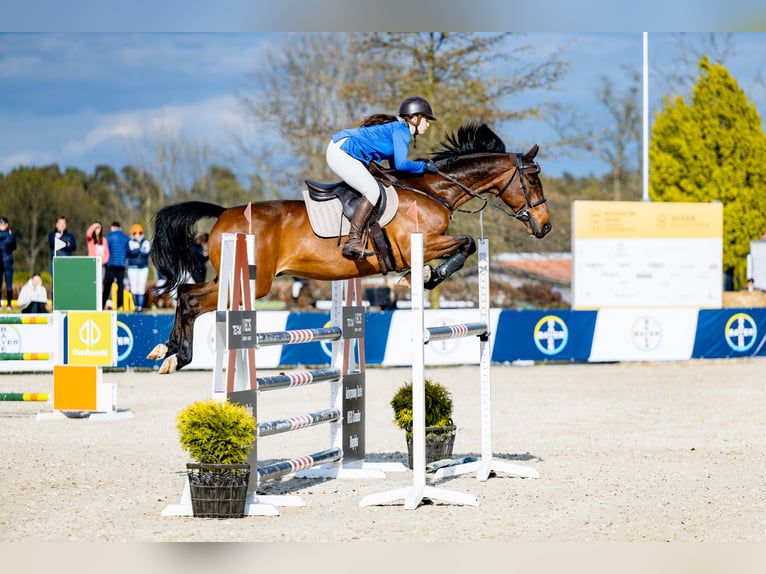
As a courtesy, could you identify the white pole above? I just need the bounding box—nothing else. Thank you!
[643,31,650,202]
[409,233,427,500]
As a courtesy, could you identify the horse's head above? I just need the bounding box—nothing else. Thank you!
[491,144,551,238]
[431,124,552,239]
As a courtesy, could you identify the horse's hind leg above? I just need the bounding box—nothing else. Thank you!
[147,283,188,362]
[147,299,182,362]
[153,281,218,374]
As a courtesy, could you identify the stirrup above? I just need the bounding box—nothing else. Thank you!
[342,242,374,260]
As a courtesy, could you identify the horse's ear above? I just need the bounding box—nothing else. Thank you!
[523,144,539,162]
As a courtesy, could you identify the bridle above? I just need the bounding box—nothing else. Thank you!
[490,153,547,222]
[373,152,547,222]
[435,153,547,222]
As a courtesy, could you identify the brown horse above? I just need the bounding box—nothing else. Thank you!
[148,123,551,373]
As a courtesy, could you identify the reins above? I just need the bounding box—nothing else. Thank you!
[376,152,546,222]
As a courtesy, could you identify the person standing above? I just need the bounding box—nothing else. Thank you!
[103,221,129,310]
[48,215,77,259]
[48,215,77,298]
[0,217,17,309]
[126,223,151,312]
[86,221,110,307]
[188,232,209,283]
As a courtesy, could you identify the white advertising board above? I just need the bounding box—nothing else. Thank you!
[572,201,723,309]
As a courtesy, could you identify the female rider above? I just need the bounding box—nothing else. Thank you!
[326,96,438,259]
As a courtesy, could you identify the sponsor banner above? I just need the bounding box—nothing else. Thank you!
[589,308,698,362]
[66,311,116,366]
[572,201,723,309]
[692,309,766,358]
[491,309,597,363]
[0,316,57,372]
[573,200,723,240]
[116,314,173,368]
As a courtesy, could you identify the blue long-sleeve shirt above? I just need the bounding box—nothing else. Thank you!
[332,120,426,173]
[105,230,130,268]
[0,228,16,267]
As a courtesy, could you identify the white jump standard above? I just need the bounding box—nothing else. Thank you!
[360,233,537,510]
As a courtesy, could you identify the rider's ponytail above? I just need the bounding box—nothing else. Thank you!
[358,113,398,128]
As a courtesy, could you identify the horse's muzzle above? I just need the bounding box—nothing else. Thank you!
[534,221,552,238]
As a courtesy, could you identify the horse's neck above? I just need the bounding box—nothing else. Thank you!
[434,161,498,208]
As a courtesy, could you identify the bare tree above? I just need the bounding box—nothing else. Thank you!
[238,33,571,196]
[125,126,219,208]
[547,67,642,200]
[653,33,737,97]
[238,33,378,194]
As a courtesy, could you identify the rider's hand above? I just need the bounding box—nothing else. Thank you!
[423,160,439,174]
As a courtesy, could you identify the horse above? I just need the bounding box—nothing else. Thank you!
[148,123,551,374]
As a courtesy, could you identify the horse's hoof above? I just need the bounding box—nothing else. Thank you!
[147,344,168,361]
[423,265,433,283]
[158,355,178,375]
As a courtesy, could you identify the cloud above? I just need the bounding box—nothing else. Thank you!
[0,94,248,173]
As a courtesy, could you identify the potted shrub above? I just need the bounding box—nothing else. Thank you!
[390,378,457,469]
[176,398,257,518]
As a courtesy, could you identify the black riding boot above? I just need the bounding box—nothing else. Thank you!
[342,197,375,259]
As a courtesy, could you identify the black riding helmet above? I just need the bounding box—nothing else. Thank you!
[398,96,436,121]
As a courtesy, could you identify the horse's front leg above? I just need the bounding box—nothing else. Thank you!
[423,234,476,290]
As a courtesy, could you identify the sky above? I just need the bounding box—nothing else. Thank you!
[2,31,766,185]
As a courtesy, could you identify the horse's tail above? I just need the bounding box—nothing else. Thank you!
[151,201,227,294]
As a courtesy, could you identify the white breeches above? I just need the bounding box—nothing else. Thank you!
[326,138,380,205]
[127,267,149,295]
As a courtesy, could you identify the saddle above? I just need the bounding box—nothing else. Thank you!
[303,166,399,273]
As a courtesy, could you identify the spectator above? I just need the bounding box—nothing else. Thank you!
[126,223,151,312]
[48,215,77,259]
[0,216,17,309]
[291,277,309,308]
[189,232,209,283]
[17,273,49,314]
[86,222,110,307]
[48,215,77,298]
[102,222,129,310]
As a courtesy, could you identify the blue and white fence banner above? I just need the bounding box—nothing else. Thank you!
[588,308,699,362]
[692,308,766,358]
[491,310,597,363]
[5,307,766,373]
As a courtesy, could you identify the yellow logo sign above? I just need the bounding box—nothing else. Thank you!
[67,311,115,366]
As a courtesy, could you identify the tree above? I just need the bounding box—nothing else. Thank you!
[547,66,642,201]
[652,33,737,98]
[240,33,570,195]
[650,56,766,289]
[189,165,253,206]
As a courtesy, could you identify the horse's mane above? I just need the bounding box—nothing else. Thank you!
[431,123,506,166]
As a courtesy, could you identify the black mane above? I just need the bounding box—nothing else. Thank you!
[431,123,506,166]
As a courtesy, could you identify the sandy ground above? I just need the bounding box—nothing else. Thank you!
[1,359,766,545]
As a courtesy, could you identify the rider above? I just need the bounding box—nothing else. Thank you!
[326,96,439,259]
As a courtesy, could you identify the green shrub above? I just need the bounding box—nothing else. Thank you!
[176,399,256,465]
[390,378,453,432]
